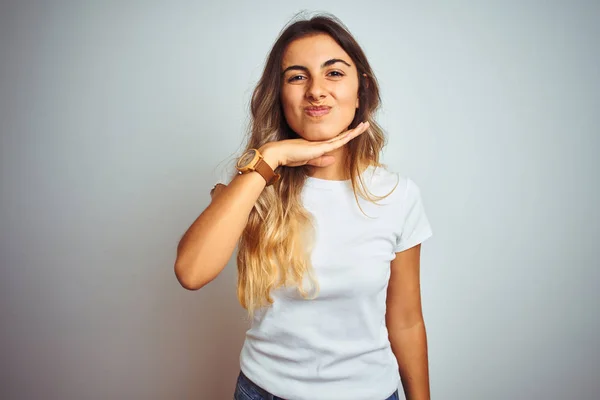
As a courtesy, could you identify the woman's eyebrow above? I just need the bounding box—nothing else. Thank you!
[282,58,352,75]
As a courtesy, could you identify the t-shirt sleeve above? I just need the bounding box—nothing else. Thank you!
[394,177,433,253]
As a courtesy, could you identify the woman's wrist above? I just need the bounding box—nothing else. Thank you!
[260,144,281,170]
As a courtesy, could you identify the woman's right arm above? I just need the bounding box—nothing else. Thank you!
[174,149,279,290]
[174,122,370,290]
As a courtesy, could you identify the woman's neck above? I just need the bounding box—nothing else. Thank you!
[306,147,350,181]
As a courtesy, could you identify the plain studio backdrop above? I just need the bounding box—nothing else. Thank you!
[1,1,598,399]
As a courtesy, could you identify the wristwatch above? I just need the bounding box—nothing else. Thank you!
[235,148,280,186]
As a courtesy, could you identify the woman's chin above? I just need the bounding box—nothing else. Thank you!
[298,126,345,142]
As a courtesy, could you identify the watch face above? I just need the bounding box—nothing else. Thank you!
[237,149,257,168]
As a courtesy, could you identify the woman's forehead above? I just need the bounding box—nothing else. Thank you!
[282,34,353,69]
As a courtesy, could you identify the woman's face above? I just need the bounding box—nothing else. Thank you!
[281,33,360,141]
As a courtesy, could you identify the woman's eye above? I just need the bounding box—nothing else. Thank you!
[328,71,344,77]
[288,75,305,82]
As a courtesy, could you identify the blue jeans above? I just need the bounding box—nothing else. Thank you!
[234,370,400,400]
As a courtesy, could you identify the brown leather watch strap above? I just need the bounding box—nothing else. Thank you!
[254,158,280,186]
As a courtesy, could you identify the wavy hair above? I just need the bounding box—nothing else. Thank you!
[236,13,394,318]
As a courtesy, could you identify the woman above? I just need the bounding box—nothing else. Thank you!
[175,14,433,400]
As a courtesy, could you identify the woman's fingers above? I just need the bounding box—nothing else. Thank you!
[322,121,369,151]
[325,121,368,144]
[335,121,369,143]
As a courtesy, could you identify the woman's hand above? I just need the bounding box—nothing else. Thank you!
[260,121,370,169]
[210,122,369,197]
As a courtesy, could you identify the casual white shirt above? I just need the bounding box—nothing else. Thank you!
[238,165,433,400]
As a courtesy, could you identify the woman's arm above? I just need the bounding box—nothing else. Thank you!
[174,122,370,290]
[174,151,278,290]
[386,244,430,400]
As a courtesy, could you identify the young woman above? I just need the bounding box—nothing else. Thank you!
[175,14,433,400]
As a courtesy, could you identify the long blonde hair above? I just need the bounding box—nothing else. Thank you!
[236,14,393,318]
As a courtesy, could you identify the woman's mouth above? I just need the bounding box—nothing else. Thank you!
[304,106,331,117]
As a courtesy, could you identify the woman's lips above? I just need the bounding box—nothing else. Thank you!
[304,106,331,117]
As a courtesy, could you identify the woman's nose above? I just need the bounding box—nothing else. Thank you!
[306,77,326,101]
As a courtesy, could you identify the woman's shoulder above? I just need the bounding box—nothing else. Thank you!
[365,164,413,198]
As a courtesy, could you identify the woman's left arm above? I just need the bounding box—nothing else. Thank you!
[386,244,430,400]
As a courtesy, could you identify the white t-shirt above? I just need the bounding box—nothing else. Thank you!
[238,165,433,400]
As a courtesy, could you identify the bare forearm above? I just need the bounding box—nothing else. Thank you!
[389,320,430,400]
[175,149,279,290]
[174,171,265,289]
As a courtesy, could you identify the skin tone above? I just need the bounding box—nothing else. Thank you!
[279,33,361,181]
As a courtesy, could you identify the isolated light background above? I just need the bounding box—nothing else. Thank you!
[0,1,598,399]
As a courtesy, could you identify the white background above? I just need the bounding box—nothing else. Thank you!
[1,1,598,399]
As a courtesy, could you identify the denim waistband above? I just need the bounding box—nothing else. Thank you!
[238,370,285,400]
[236,370,399,400]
